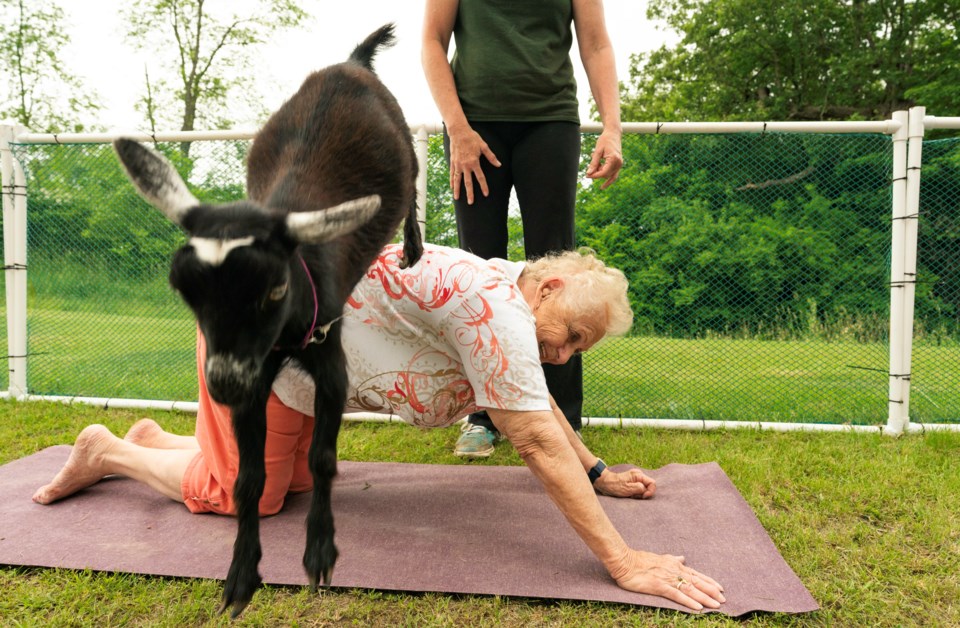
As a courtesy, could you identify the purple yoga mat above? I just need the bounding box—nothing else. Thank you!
[0,446,817,616]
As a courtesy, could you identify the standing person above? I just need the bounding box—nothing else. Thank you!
[422,0,625,457]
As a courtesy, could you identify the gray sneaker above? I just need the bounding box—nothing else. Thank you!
[454,423,497,458]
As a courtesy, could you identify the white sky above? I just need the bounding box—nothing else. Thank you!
[61,1,677,134]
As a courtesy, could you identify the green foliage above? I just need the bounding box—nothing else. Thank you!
[14,140,248,281]
[916,139,960,337]
[625,0,960,122]
[19,143,180,278]
[576,132,907,338]
[423,134,458,248]
[0,0,101,132]
[15,132,960,345]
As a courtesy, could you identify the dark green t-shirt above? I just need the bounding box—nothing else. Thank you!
[451,0,580,123]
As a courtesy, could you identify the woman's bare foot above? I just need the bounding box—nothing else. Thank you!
[33,424,118,504]
[124,418,198,450]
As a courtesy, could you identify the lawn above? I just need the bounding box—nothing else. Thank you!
[586,336,893,423]
[1,399,958,626]
[16,302,960,424]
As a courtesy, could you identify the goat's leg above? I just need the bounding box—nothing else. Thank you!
[220,400,269,618]
[303,351,347,589]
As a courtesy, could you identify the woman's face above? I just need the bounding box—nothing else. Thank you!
[532,279,605,365]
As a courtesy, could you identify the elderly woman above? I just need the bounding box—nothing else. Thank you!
[33,243,724,611]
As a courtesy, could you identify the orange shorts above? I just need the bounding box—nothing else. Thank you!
[181,332,315,516]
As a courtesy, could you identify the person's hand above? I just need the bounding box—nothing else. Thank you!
[594,467,656,499]
[585,129,623,190]
[610,549,726,612]
[447,126,501,204]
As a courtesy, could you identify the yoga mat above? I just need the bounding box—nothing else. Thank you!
[0,446,817,616]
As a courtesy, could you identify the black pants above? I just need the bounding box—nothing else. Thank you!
[444,121,583,431]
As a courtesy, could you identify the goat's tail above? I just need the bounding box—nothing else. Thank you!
[349,23,397,72]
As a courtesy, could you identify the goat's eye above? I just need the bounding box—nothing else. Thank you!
[268,283,288,301]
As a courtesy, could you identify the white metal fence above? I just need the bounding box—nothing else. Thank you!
[3,107,959,435]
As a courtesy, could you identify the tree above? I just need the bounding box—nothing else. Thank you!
[124,0,309,155]
[0,0,101,132]
[622,0,960,122]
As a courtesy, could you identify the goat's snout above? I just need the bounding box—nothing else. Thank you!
[205,353,260,405]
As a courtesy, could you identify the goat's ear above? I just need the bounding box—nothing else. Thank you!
[285,194,382,244]
[113,138,199,225]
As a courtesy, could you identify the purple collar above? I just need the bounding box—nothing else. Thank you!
[298,255,320,349]
[276,255,341,351]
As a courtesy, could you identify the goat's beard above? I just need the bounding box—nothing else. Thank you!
[204,353,263,405]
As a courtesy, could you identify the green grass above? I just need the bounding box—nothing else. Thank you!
[2,398,958,626]
[26,306,197,400]
[15,302,960,423]
[587,336,892,423]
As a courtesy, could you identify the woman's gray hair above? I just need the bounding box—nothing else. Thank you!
[523,248,633,337]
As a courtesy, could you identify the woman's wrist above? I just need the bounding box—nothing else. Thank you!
[587,458,607,484]
[600,124,622,139]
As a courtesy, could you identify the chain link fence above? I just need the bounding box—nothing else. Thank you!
[4,140,250,402]
[912,136,960,422]
[577,132,896,424]
[3,129,959,424]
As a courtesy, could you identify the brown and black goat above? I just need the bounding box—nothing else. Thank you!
[113,24,422,616]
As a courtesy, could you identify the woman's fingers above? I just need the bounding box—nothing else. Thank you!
[585,132,623,189]
[449,133,500,204]
[670,567,726,610]
[613,551,725,612]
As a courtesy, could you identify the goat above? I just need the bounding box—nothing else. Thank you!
[112,23,422,617]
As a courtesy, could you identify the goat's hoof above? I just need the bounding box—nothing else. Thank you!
[303,538,338,592]
[307,566,335,593]
[220,571,262,618]
[219,596,251,620]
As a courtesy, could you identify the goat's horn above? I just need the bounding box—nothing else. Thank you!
[113,138,199,225]
[285,194,382,244]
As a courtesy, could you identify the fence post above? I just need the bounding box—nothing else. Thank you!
[413,125,429,242]
[1,123,28,398]
[900,106,924,430]
[886,111,909,435]
[885,108,924,435]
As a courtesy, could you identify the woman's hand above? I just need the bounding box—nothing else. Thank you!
[610,549,726,612]
[447,126,501,204]
[594,467,656,499]
[584,129,623,189]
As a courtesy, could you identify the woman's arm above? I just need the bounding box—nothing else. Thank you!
[487,407,724,611]
[546,395,655,499]
[421,0,467,135]
[421,0,500,204]
[572,0,623,189]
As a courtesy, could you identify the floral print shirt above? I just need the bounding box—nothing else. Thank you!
[272,244,551,427]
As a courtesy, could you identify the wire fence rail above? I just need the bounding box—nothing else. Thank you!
[2,108,959,435]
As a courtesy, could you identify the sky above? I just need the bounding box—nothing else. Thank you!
[60,1,677,134]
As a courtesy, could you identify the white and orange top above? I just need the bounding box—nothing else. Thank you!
[272,244,551,427]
